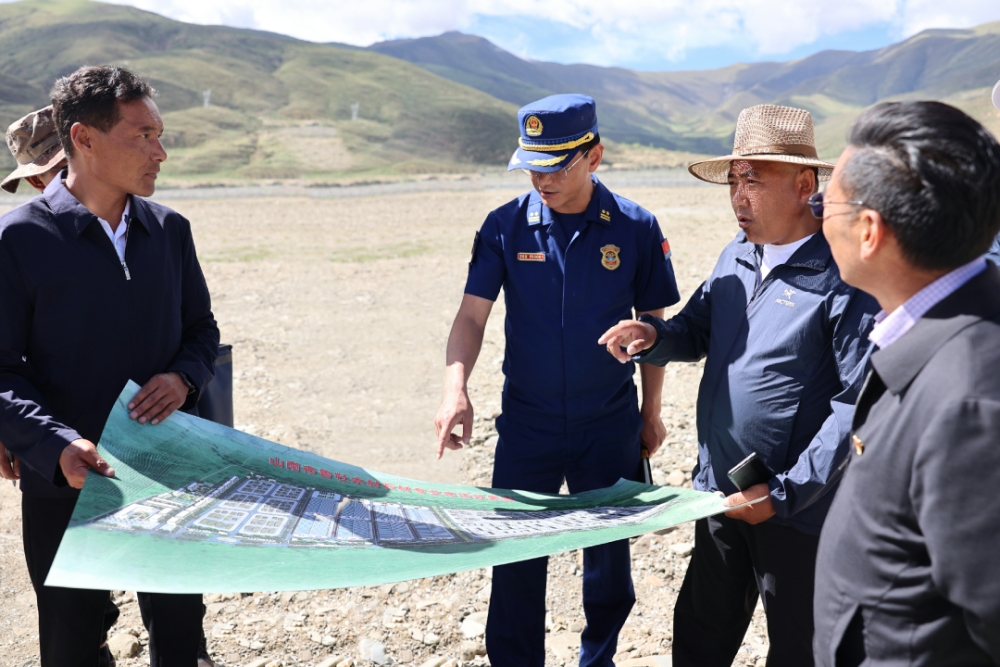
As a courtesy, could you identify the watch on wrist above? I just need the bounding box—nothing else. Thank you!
[177,372,196,395]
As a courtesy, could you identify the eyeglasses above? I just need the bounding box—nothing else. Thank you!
[520,150,590,182]
[807,191,865,220]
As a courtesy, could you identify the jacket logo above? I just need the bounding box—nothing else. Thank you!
[776,288,796,307]
[600,244,621,271]
[518,252,545,262]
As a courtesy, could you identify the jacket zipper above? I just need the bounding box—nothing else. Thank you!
[121,218,131,280]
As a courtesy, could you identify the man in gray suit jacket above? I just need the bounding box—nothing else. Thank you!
[813,101,1000,665]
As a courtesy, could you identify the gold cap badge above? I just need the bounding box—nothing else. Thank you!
[600,244,621,271]
[525,115,543,137]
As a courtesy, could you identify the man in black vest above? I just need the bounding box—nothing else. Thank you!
[814,101,1000,665]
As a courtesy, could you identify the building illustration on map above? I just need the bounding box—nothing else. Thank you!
[83,467,674,549]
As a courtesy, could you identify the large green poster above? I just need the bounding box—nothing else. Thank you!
[48,382,734,594]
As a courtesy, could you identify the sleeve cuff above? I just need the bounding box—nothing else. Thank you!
[631,313,665,361]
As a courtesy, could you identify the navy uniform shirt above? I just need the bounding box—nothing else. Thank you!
[465,176,679,428]
[639,231,878,534]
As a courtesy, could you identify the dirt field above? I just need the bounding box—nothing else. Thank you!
[0,181,774,667]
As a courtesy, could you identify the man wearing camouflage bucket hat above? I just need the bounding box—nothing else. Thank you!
[1,105,67,194]
[436,94,680,667]
[600,104,880,666]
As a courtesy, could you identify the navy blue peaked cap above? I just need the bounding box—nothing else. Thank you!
[508,94,599,173]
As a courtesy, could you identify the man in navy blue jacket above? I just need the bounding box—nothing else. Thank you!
[600,105,878,667]
[0,66,218,666]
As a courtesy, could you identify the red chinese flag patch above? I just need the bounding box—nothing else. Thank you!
[662,238,672,260]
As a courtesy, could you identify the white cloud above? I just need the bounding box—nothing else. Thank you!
[52,0,1000,61]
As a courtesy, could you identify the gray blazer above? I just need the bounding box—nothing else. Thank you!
[814,264,1000,666]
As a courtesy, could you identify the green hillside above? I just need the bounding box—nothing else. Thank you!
[370,25,1000,160]
[1,1,998,184]
[0,0,518,184]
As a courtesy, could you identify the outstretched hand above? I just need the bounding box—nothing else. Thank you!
[58,439,115,489]
[598,320,658,363]
[434,390,474,460]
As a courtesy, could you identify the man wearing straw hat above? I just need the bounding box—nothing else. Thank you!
[600,104,879,666]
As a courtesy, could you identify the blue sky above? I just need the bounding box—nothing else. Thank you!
[78,0,1000,72]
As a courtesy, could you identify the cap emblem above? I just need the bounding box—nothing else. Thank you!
[525,115,543,137]
[600,244,621,271]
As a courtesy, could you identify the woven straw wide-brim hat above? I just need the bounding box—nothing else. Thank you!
[2,106,66,194]
[689,104,836,184]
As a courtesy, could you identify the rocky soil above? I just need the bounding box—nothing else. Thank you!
[0,181,772,666]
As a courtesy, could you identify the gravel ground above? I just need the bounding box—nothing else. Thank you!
[0,181,771,667]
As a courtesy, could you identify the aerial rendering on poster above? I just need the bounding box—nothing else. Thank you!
[89,466,685,549]
[47,382,737,594]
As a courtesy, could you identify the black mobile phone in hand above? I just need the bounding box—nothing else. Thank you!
[637,447,653,485]
[727,452,771,492]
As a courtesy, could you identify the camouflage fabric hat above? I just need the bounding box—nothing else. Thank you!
[2,105,67,194]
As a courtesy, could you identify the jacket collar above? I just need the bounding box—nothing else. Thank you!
[526,175,615,229]
[736,228,832,272]
[871,263,1000,395]
[42,170,152,238]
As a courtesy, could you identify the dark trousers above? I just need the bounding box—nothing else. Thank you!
[486,411,642,667]
[672,513,820,667]
[22,495,204,667]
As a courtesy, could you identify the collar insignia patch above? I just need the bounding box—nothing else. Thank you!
[600,244,621,271]
[528,211,540,223]
[600,209,611,222]
[525,115,543,137]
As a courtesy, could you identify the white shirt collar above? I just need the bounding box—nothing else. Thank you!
[869,257,988,350]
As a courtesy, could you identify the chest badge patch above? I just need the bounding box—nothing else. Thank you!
[853,435,865,456]
[600,244,621,271]
[517,252,545,262]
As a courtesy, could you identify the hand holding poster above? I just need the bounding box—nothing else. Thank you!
[48,382,740,594]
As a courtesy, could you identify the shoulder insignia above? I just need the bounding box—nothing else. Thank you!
[600,244,621,271]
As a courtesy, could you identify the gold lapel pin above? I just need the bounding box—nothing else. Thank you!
[853,435,865,456]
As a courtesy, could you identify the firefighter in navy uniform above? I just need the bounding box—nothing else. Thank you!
[434,94,680,667]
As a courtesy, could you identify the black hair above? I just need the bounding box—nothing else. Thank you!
[50,66,156,158]
[842,101,1000,270]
